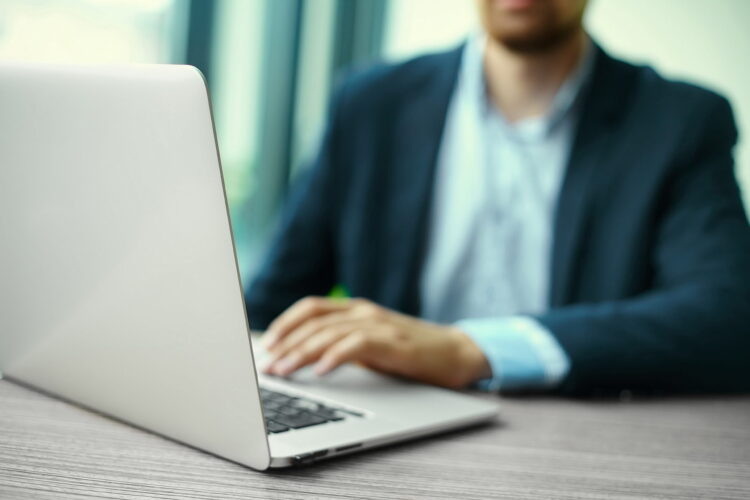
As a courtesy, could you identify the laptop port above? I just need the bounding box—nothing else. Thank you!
[335,443,362,453]
[293,449,329,465]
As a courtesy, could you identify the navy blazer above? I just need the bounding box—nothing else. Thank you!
[245,44,750,396]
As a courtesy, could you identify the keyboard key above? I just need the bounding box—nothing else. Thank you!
[263,409,282,421]
[310,408,344,421]
[272,411,329,429]
[262,400,284,411]
[278,405,305,417]
[260,387,360,434]
[265,420,290,433]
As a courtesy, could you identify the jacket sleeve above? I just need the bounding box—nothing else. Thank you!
[537,95,750,396]
[243,84,348,330]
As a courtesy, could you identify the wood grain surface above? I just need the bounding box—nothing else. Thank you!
[1,379,749,499]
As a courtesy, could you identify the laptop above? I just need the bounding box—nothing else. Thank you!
[0,62,499,469]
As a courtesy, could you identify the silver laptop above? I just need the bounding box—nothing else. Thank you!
[0,62,499,469]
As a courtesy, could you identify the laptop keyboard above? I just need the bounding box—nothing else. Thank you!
[260,388,361,434]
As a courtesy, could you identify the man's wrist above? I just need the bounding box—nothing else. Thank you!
[449,327,492,387]
[457,316,571,391]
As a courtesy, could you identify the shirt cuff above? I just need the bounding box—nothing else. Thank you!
[456,316,570,391]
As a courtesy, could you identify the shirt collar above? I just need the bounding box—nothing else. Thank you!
[459,33,595,139]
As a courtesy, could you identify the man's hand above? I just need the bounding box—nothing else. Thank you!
[261,297,491,389]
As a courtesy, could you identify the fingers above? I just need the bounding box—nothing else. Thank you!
[266,311,358,363]
[259,300,483,389]
[263,296,350,349]
[266,327,392,378]
[264,324,355,376]
[314,331,376,376]
[261,298,403,379]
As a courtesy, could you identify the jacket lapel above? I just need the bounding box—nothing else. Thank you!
[549,46,637,307]
[384,47,464,316]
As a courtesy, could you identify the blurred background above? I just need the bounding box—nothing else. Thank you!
[2,0,748,281]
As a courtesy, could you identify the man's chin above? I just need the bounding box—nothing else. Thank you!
[491,26,581,54]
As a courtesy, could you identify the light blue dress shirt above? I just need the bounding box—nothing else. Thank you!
[420,35,594,391]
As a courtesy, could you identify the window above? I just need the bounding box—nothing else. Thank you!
[208,0,266,279]
[0,0,387,283]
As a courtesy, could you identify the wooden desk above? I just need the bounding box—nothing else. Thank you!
[1,378,748,499]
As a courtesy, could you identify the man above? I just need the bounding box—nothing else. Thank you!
[245,0,750,396]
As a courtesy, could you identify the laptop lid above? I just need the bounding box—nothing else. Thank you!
[0,62,270,470]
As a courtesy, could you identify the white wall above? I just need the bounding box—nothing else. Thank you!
[384,0,478,58]
[383,0,750,209]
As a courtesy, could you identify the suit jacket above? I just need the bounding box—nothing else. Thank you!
[245,43,750,396]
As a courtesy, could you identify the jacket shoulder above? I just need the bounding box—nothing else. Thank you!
[600,48,738,156]
[627,57,735,128]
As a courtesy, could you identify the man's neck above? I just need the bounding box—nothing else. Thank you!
[483,30,587,123]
